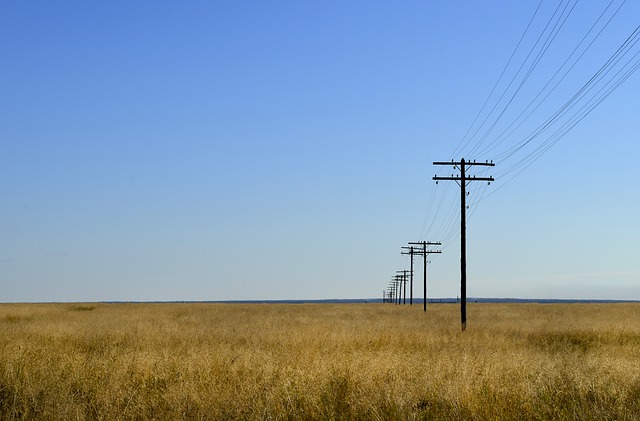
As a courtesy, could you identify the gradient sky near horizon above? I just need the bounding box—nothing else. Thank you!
[2,1,639,302]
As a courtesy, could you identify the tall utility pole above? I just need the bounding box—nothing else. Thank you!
[433,158,494,331]
[400,246,415,305]
[408,241,442,312]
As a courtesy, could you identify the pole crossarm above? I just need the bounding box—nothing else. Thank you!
[433,160,495,166]
[432,176,494,182]
[433,161,494,183]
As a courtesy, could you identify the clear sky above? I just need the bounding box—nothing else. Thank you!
[2,1,639,302]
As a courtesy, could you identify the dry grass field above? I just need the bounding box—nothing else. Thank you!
[1,302,639,420]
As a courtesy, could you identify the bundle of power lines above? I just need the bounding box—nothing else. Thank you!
[428,0,639,247]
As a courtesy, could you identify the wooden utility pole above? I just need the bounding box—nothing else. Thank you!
[404,270,408,305]
[387,281,395,304]
[393,275,402,305]
[395,272,403,305]
[400,246,415,305]
[408,241,442,312]
[390,279,397,304]
[396,270,411,305]
[433,158,494,331]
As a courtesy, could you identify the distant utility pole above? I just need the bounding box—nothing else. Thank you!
[433,158,494,331]
[392,275,402,305]
[396,270,411,305]
[389,279,398,304]
[394,273,403,305]
[400,246,415,305]
[389,279,396,304]
[395,274,404,305]
[404,270,408,305]
[388,281,395,304]
[408,241,442,312]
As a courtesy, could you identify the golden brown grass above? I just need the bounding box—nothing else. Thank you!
[1,302,639,420]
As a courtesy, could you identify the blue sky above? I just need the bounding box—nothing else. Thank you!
[1,1,639,302]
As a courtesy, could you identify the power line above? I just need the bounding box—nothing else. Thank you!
[474,0,627,158]
[451,0,546,159]
[456,0,575,159]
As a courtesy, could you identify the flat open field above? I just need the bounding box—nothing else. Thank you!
[1,302,639,420]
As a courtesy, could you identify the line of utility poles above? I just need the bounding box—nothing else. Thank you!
[386,242,441,310]
[401,242,442,309]
[433,158,494,331]
[381,159,494,332]
[386,272,410,306]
